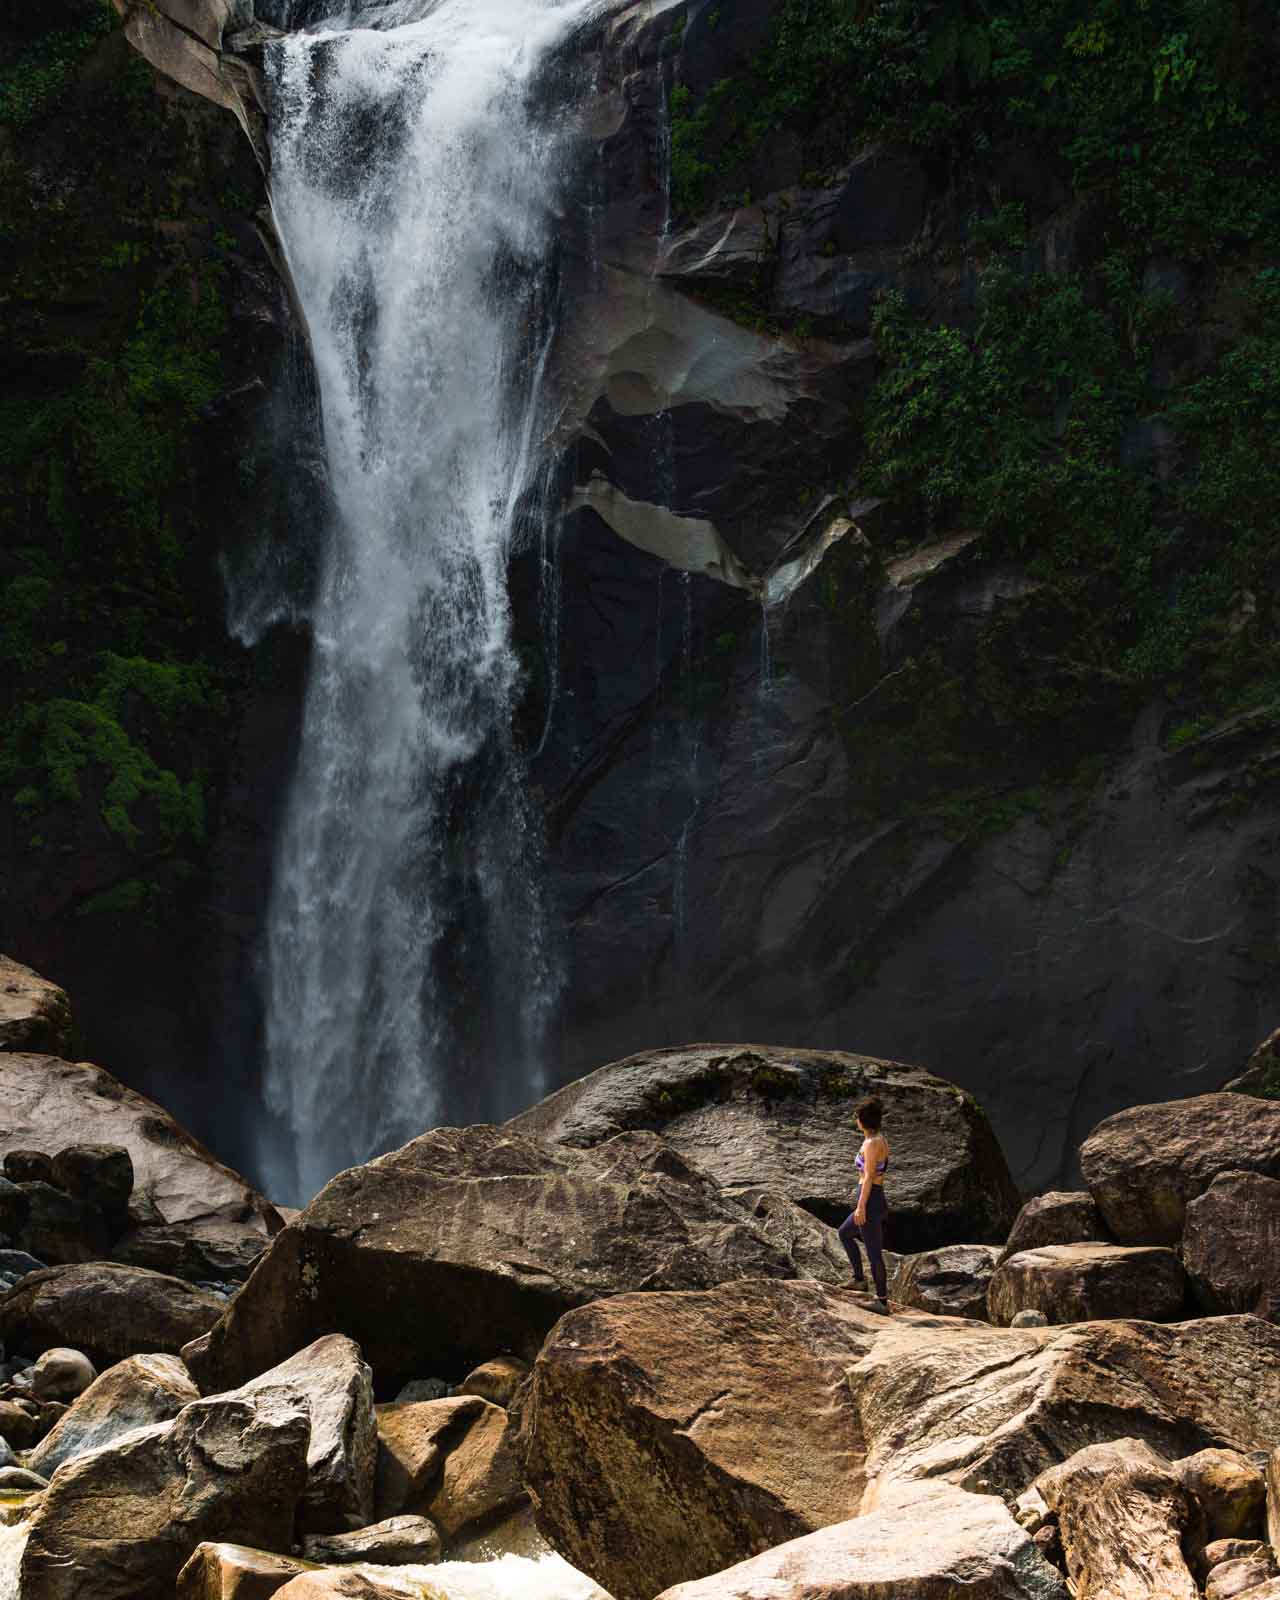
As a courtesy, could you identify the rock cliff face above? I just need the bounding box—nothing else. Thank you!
[4,0,1278,1192]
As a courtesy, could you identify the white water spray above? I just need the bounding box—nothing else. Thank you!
[257,0,599,1202]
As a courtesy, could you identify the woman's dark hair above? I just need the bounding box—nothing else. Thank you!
[856,1097,883,1131]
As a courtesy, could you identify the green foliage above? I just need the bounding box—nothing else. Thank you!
[0,3,113,129]
[671,0,1280,261]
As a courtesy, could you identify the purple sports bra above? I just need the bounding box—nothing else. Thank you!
[855,1140,889,1183]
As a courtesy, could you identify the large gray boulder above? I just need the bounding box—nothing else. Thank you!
[652,1482,1068,1600]
[1079,1094,1280,1245]
[19,1384,311,1600]
[508,1045,1020,1249]
[184,1125,849,1394]
[0,1262,222,1368]
[0,956,72,1056]
[518,1277,1280,1600]
[30,1353,199,1479]
[0,1053,281,1281]
[233,1335,376,1535]
[1182,1170,1280,1321]
[893,1244,1000,1320]
[987,1243,1188,1327]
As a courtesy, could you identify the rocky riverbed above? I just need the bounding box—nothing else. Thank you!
[1,955,1279,1600]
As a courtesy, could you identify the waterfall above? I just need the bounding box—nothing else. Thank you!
[256,0,598,1203]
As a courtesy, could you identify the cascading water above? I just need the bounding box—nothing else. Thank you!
[255,0,600,1203]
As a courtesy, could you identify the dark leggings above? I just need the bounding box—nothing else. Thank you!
[838,1187,888,1299]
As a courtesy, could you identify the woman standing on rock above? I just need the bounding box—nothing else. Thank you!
[838,1098,891,1309]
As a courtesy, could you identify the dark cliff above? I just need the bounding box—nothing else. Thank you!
[2,0,1277,1191]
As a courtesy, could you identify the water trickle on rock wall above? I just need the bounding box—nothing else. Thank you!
[256,0,597,1203]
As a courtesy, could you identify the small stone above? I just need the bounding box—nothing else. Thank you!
[1205,1551,1278,1600]
[2,1153,55,1187]
[394,1377,452,1405]
[0,1465,48,1491]
[457,1356,529,1408]
[1011,1309,1048,1327]
[302,1513,441,1566]
[31,1347,97,1402]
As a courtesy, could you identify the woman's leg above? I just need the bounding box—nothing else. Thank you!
[836,1212,866,1282]
[862,1191,889,1301]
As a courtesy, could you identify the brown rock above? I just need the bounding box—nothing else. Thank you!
[20,1385,311,1600]
[3,1150,54,1185]
[233,1335,376,1536]
[1079,1094,1280,1244]
[893,1244,1000,1319]
[1269,1446,1280,1557]
[1179,1448,1266,1566]
[507,1044,1020,1249]
[376,1396,486,1518]
[1035,1437,1196,1600]
[457,1356,530,1408]
[0,956,72,1055]
[272,1576,406,1600]
[1206,1551,1278,1600]
[176,1542,309,1600]
[0,1263,221,1369]
[301,1514,441,1565]
[1183,1171,1280,1320]
[0,1397,45,1448]
[1225,1028,1280,1098]
[186,1126,848,1394]
[651,1482,1068,1600]
[30,1352,199,1479]
[426,1397,526,1540]
[30,1347,96,1402]
[0,1054,280,1281]
[999,1192,1108,1263]
[520,1278,1280,1600]
[987,1243,1187,1326]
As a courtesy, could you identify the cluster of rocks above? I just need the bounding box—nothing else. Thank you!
[1,952,1278,1600]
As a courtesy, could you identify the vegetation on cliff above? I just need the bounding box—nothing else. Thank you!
[673,0,1279,829]
[0,0,284,939]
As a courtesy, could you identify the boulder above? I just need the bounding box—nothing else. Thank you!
[1178,1448,1267,1562]
[0,1176,29,1240]
[301,1514,441,1565]
[0,957,72,1055]
[376,1396,483,1519]
[50,1145,132,1223]
[30,1348,96,1403]
[0,1054,280,1281]
[457,1356,529,1409]
[0,1396,47,1449]
[519,1278,1280,1600]
[30,1352,199,1479]
[893,1244,1000,1320]
[176,1542,309,1600]
[1079,1094,1280,1244]
[423,1396,525,1540]
[1035,1437,1197,1600]
[233,1335,376,1535]
[0,1464,48,1490]
[652,1482,1067,1600]
[987,1244,1187,1326]
[1269,1446,1280,1557]
[3,1151,54,1185]
[271,1575,407,1600]
[999,1192,1108,1263]
[16,1181,95,1263]
[1227,1029,1280,1098]
[1206,1551,1278,1600]
[1011,1309,1048,1327]
[1183,1171,1280,1320]
[507,1045,1020,1249]
[0,1263,222,1368]
[185,1126,853,1394]
[728,1188,851,1283]
[19,1385,311,1600]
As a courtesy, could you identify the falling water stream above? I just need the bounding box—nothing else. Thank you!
[256,0,601,1203]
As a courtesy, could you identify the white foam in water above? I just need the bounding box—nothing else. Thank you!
[348,1552,612,1600]
[256,0,605,1202]
[0,1517,29,1600]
